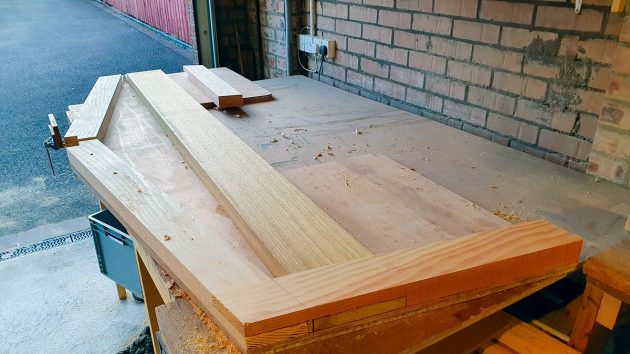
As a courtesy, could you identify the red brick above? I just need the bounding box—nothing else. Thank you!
[334,50,359,69]
[317,16,335,32]
[425,75,466,100]
[573,89,605,115]
[378,10,411,29]
[390,66,425,87]
[587,151,629,185]
[434,0,478,18]
[321,62,346,81]
[427,37,472,61]
[376,45,408,65]
[335,19,361,37]
[600,99,630,131]
[500,28,558,49]
[479,0,534,25]
[608,73,630,104]
[408,51,446,74]
[472,45,523,72]
[393,30,429,51]
[468,86,516,115]
[539,129,591,160]
[349,6,377,23]
[406,88,443,112]
[374,78,406,101]
[452,20,500,44]
[360,57,389,78]
[322,2,348,19]
[550,111,578,133]
[523,60,560,79]
[592,126,630,159]
[348,38,375,56]
[492,72,547,100]
[363,0,394,7]
[412,14,452,35]
[620,16,630,43]
[362,24,392,44]
[605,13,624,37]
[560,37,617,65]
[321,31,347,50]
[443,99,487,126]
[396,0,432,11]
[447,60,491,86]
[535,7,603,32]
[515,99,552,125]
[612,45,630,75]
[588,66,613,91]
[486,113,538,144]
[347,70,374,90]
[577,114,599,139]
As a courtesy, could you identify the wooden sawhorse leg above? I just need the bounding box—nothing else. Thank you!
[116,283,127,300]
[135,249,165,353]
[570,283,623,352]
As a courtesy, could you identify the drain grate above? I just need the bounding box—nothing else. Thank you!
[0,229,93,263]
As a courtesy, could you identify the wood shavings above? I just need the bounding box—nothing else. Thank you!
[314,152,322,160]
[492,210,523,222]
[270,138,278,143]
[163,234,172,241]
[112,171,118,175]
[354,128,362,135]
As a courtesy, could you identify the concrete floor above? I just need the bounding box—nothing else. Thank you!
[0,238,146,354]
[0,0,192,237]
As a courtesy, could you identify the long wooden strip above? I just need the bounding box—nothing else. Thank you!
[211,67,272,104]
[127,70,371,276]
[213,220,582,336]
[184,65,244,108]
[67,140,270,350]
[64,74,123,145]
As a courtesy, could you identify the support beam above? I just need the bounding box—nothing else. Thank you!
[184,65,244,108]
[126,70,371,276]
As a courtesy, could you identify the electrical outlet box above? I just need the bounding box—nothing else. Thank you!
[298,34,336,58]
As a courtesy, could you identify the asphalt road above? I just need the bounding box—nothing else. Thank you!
[0,0,191,236]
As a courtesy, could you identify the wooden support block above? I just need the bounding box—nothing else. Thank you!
[612,0,626,13]
[210,67,272,104]
[494,313,580,354]
[570,283,605,352]
[127,69,371,276]
[595,293,622,330]
[64,74,122,145]
[136,249,164,353]
[116,283,127,300]
[583,239,630,304]
[184,65,244,108]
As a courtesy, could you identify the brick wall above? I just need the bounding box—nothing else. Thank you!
[588,16,630,187]
[293,0,626,174]
[216,0,256,78]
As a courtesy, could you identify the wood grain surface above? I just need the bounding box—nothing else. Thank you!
[184,65,243,108]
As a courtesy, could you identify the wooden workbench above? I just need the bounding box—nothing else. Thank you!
[88,74,586,353]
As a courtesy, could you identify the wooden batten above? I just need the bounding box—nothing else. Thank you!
[126,69,371,276]
[184,65,244,108]
[64,74,123,145]
[213,220,582,337]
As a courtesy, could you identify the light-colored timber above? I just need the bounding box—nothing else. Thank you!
[184,65,244,108]
[126,69,372,276]
[213,220,582,337]
[211,67,272,104]
[64,74,122,144]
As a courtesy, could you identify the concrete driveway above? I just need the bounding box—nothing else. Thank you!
[0,0,191,237]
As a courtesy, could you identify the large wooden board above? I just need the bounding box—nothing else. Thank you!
[213,220,582,337]
[64,74,122,144]
[184,65,243,108]
[126,70,371,276]
[67,140,269,349]
[284,154,509,253]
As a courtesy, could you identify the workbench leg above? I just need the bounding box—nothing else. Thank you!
[136,249,164,354]
[116,283,127,300]
[570,283,604,352]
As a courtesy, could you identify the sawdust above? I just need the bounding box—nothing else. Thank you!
[492,210,523,222]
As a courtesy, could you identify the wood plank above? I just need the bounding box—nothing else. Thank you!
[482,343,517,354]
[66,140,270,352]
[136,249,165,353]
[210,67,272,104]
[284,154,509,253]
[570,283,604,352]
[270,275,566,354]
[583,239,630,304]
[494,313,580,354]
[64,74,123,143]
[213,220,582,337]
[184,65,244,108]
[48,114,63,148]
[313,297,407,331]
[612,0,626,13]
[167,72,215,109]
[126,69,371,276]
[595,293,621,330]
